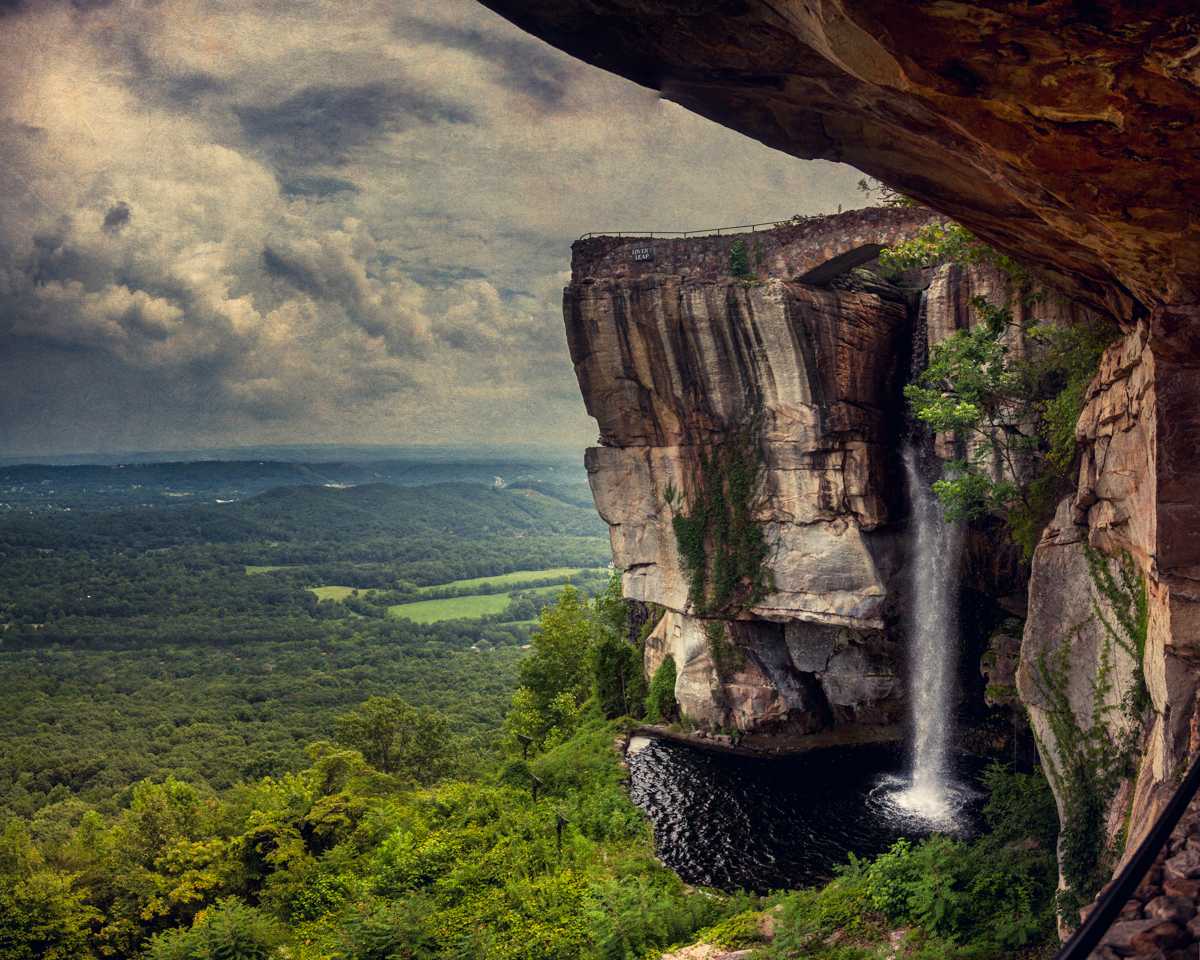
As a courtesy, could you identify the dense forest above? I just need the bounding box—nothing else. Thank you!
[0,478,611,822]
[0,466,1062,959]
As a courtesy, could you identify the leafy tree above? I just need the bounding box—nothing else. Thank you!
[503,577,636,746]
[589,572,647,720]
[729,242,748,279]
[644,658,678,724]
[882,221,1116,556]
[519,581,595,707]
[856,176,922,207]
[0,820,99,960]
[145,897,284,960]
[335,696,451,784]
[91,777,235,957]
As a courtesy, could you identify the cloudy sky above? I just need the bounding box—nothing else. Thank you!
[0,0,868,459]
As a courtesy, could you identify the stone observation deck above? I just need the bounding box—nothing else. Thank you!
[571,206,939,286]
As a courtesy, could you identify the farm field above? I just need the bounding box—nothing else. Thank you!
[422,566,606,593]
[310,585,357,601]
[306,566,611,613]
[388,583,568,622]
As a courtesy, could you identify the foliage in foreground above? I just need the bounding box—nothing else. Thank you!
[0,709,1061,960]
[0,559,1063,960]
[755,765,1059,960]
[0,708,753,960]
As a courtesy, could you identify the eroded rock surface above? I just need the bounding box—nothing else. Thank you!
[574,272,909,626]
[1020,315,1200,865]
[642,609,901,733]
[572,228,1039,734]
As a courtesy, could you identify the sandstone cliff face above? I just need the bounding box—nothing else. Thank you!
[568,220,920,732]
[1020,310,1200,860]
[641,609,902,733]
[574,276,907,627]
[569,219,1041,734]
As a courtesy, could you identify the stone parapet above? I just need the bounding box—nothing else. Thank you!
[571,206,939,286]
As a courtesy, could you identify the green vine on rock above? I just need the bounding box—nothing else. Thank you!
[1030,544,1148,924]
[665,408,775,616]
[729,241,752,279]
[1085,543,1150,685]
[705,620,747,680]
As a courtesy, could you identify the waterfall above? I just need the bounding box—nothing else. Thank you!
[893,445,963,821]
[890,290,965,824]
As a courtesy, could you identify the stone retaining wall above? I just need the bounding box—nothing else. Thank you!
[571,206,939,285]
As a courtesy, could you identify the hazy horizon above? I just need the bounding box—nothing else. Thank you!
[0,440,592,469]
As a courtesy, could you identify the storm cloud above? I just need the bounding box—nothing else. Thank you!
[0,0,867,458]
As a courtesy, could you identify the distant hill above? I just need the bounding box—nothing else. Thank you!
[0,454,591,514]
[0,481,608,555]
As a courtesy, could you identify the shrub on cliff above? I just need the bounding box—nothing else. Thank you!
[644,657,678,724]
[728,241,752,278]
[882,221,1117,558]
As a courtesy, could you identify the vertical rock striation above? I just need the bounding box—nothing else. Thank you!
[1020,310,1200,863]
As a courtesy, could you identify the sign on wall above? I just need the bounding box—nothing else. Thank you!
[631,246,654,262]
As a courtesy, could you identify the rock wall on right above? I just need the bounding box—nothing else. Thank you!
[1019,309,1200,868]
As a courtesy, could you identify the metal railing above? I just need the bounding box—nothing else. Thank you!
[1055,755,1200,959]
[577,215,844,241]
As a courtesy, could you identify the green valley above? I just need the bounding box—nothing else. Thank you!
[0,465,1061,960]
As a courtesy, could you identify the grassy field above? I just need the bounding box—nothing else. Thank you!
[309,585,356,601]
[422,567,608,593]
[303,566,612,623]
[388,583,568,623]
[245,565,291,574]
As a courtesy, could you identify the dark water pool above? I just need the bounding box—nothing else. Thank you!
[627,738,989,892]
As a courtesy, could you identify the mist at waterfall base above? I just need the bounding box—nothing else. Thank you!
[628,740,989,892]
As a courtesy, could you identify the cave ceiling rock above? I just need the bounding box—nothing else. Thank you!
[479,0,1200,321]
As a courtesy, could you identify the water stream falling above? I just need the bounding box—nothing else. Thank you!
[624,291,983,889]
[886,289,969,827]
[888,443,965,824]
